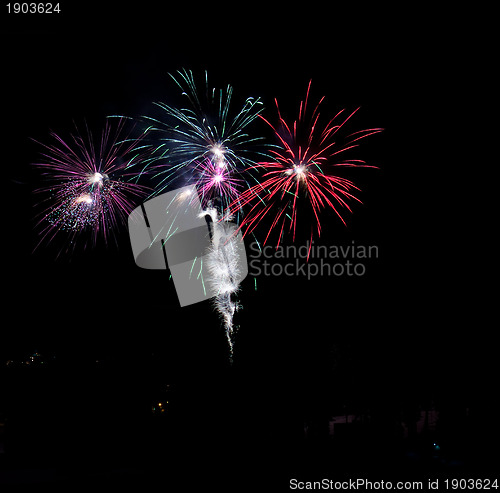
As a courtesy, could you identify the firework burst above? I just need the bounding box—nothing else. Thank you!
[195,157,243,209]
[33,119,149,254]
[233,81,383,251]
[141,68,266,211]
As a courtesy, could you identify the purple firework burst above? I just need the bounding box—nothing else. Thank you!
[33,119,149,254]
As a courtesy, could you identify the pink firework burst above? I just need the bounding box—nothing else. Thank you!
[195,154,243,210]
[33,119,149,254]
[233,81,382,249]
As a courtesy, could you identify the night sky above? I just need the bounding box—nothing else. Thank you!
[2,3,496,489]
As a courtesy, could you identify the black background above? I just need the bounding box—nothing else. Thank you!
[1,2,496,489]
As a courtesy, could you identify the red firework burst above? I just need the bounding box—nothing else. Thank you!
[233,81,382,248]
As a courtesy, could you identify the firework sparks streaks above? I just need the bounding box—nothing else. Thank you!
[233,81,383,248]
[142,69,266,211]
[33,119,149,253]
[203,207,242,360]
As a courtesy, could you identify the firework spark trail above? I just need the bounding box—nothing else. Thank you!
[33,119,149,254]
[137,69,267,357]
[203,207,241,360]
[232,81,383,253]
